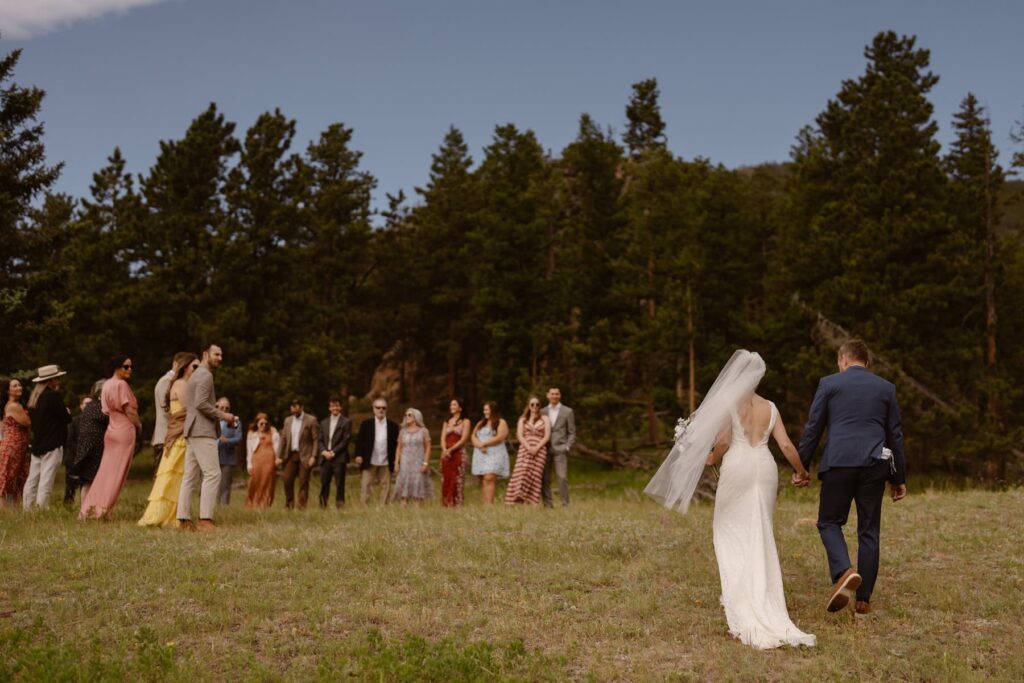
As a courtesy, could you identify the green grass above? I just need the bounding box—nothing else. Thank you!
[1,460,1022,681]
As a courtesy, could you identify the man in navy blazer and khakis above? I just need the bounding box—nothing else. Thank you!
[798,339,907,615]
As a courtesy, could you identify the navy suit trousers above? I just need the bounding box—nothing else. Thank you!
[817,459,890,601]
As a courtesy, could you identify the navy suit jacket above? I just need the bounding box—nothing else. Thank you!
[798,366,906,485]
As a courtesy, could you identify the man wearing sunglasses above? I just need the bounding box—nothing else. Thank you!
[354,398,399,505]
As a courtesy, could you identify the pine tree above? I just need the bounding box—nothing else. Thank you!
[0,49,61,369]
[623,79,667,158]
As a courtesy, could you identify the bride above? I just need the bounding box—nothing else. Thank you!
[646,350,816,649]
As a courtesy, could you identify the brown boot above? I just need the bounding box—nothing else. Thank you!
[196,519,218,532]
[855,600,871,615]
[826,568,862,612]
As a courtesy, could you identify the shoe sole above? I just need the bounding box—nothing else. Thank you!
[827,573,862,612]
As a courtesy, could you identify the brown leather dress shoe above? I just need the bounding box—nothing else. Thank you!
[827,568,862,612]
[177,519,196,532]
[196,519,217,532]
[855,600,871,615]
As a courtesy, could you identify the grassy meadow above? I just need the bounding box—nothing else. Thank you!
[1,459,1022,682]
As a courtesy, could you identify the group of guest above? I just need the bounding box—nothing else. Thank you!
[0,344,578,523]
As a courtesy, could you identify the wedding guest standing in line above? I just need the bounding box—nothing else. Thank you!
[24,365,71,510]
[68,381,107,503]
[177,344,237,531]
[391,407,432,507]
[216,396,243,506]
[355,398,399,505]
[245,412,280,509]
[278,399,320,510]
[471,401,510,505]
[540,387,576,508]
[318,397,351,509]
[62,395,93,505]
[440,398,471,507]
[80,356,142,520]
[152,353,188,471]
[505,396,550,506]
[138,354,197,527]
[0,378,31,507]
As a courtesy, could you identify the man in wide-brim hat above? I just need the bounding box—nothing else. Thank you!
[24,364,71,509]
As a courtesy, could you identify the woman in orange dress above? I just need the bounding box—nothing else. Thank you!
[245,412,281,509]
[80,355,141,520]
[0,378,31,507]
[504,396,551,506]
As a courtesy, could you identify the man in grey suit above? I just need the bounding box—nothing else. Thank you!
[540,386,576,508]
[177,344,236,531]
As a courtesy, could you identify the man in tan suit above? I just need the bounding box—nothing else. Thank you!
[177,344,236,530]
[279,399,320,510]
[540,386,576,508]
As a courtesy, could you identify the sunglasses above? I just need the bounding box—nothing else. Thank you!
[529,402,539,407]
[191,363,199,370]
[374,406,387,410]
[121,364,133,370]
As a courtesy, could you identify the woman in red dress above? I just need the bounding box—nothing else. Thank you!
[440,398,471,507]
[505,396,551,506]
[0,378,31,507]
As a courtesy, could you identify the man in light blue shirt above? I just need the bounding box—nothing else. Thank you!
[216,396,244,506]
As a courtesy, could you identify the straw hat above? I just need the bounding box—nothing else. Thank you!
[32,364,68,383]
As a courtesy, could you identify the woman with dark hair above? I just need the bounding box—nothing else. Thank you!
[245,412,280,509]
[139,353,198,526]
[0,378,31,507]
[68,380,108,501]
[505,396,550,506]
[80,355,142,520]
[471,401,510,505]
[439,398,471,507]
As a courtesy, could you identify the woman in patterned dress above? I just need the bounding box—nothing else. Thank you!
[0,378,31,507]
[68,380,108,502]
[471,401,510,505]
[505,396,550,506]
[439,398,470,507]
[391,407,433,507]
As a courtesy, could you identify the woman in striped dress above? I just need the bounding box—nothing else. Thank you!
[505,396,550,505]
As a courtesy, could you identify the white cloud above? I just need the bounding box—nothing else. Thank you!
[0,0,168,40]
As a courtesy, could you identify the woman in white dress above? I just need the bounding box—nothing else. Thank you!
[646,350,815,650]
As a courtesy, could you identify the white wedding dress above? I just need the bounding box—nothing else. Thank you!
[713,401,816,649]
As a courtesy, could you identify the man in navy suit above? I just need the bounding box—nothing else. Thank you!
[798,339,907,615]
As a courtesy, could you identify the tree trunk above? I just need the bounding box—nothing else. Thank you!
[687,281,696,414]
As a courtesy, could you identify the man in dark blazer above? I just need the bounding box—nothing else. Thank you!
[278,399,320,510]
[798,339,907,615]
[354,397,399,505]
[318,397,351,508]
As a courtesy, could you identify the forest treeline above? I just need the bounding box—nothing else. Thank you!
[2,32,1024,479]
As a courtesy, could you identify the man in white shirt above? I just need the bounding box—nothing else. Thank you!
[318,397,351,508]
[541,386,576,507]
[354,398,399,505]
[151,353,188,470]
[278,399,320,510]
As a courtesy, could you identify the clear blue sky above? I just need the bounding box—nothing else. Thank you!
[6,0,1023,214]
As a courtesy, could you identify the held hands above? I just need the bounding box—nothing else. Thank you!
[791,470,811,487]
[354,456,363,466]
[890,483,907,502]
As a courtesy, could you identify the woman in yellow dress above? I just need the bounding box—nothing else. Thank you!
[138,353,197,527]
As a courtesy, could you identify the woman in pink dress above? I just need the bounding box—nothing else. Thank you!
[0,378,32,507]
[80,356,141,520]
